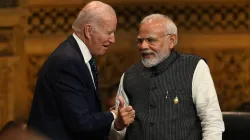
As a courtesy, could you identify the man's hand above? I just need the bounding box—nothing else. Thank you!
[109,106,116,111]
[114,96,135,131]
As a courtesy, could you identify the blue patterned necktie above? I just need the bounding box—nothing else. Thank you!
[89,57,98,89]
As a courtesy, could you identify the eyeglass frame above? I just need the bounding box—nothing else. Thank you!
[136,34,173,45]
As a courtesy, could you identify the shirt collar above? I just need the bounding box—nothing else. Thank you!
[73,33,92,63]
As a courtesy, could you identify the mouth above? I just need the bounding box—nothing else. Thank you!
[102,45,109,48]
[141,52,155,58]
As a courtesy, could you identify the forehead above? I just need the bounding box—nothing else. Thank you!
[138,19,166,37]
[99,15,117,30]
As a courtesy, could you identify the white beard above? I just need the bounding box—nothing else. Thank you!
[141,48,169,68]
[142,56,160,68]
[141,53,169,68]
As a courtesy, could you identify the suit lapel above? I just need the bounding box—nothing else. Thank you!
[67,35,101,101]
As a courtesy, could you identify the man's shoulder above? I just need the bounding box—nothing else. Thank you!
[41,37,85,73]
[49,38,83,62]
[177,51,205,62]
[178,51,202,59]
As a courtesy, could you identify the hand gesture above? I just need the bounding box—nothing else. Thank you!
[114,96,135,131]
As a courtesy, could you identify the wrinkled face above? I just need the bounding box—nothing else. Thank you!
[137,19,175,68]
[89,14,117,56]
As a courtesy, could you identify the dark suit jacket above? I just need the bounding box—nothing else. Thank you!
[28,35,114,140]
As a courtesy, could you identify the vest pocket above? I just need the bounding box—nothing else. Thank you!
[168,89,192,101]
[167,89,194,119]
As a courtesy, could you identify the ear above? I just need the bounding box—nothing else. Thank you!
[84,24,92,39]
[169,34,177,49]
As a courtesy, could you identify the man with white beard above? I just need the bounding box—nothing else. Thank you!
[109,14,224,140]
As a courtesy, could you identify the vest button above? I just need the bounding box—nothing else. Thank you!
[149,122,155,127]
[150,104,156,108]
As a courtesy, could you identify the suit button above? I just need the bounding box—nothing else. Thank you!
[150,104,156,108]
[149,122,155,127]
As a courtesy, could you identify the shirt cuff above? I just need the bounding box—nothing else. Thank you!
[111,111,117,120]
[109,120,126,140]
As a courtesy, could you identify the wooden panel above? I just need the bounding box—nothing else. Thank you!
[26,0,250,5]
[0,8,24,27]
[25,35,67,54]
[0,30,14,55]
[0,57,18,128]
[0,0,18,8]
[212,49,250,110]
[26,0,85,5]
[178,33,250,49]
[26,4,250,35]
[0,7,26,123]
[86,0,250,5]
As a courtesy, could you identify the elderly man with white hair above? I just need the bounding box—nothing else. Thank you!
[110,14,225,140]
[28,1,135,140]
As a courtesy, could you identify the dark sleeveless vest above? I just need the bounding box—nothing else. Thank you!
[123,50,202,140]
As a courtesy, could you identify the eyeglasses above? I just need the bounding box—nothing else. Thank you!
[136,34,172,45]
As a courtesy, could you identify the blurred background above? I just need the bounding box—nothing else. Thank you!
[0,0,249,130]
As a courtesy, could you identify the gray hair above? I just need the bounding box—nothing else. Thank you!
[140,14,178,45]
[72,1,116,33]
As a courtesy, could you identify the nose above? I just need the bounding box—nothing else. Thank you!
[109,33,115,43]
[138,39,148,50]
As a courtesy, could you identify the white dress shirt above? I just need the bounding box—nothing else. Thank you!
[73,33,96,89]
[110,59,225,140]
